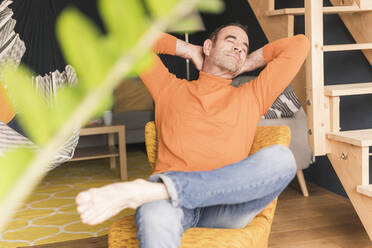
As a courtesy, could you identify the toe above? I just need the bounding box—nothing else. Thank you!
[75,191,91,205]
[83,212,101,225]
[77,204,90,214]
[81,208,101,224]
[86,208,113,225]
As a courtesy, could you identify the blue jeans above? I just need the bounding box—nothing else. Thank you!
[136,145,297,248]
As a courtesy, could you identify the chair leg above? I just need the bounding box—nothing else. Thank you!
[296,169,309,197]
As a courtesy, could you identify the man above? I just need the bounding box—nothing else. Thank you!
[76,23,310,247]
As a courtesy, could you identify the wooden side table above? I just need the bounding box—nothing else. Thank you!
[70,125,128,180]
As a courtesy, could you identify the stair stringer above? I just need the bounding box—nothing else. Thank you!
[327,139,372,240]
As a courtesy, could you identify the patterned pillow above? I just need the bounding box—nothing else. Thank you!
[230,75,301,119]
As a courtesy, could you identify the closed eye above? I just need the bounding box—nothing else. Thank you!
[225,35,236,42]
[226,38,234,43]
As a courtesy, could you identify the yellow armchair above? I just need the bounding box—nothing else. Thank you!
[108,122,291,248]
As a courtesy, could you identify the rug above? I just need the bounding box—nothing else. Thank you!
[0,146,152,248]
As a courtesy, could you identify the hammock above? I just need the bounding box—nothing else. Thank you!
[0,0,79,170]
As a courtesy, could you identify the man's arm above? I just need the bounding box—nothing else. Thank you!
[138,33,178,102]
[138,33,203,102]
[247,35,310,115]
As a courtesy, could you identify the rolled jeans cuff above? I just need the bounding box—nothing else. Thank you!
[149,173,180,207]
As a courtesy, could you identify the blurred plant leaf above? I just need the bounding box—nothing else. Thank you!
[98,0,149,52]
[3,66,52,145]
[92,95,114,119]
[167,12,204,33]
[131,52,154,76]
[197,0,224,13]
[0,148,35,204]
[145,0,179,17]
[57,8,109,91]
[50,86,84,131]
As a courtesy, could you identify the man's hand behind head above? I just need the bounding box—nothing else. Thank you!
[190,45,204,71]
[175,39,204,71]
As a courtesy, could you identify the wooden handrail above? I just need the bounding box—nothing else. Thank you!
[323,43,372,51]
[267,5,372,16]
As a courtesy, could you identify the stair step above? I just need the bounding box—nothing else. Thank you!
[324,82,372,96]
[357,185,372,197]
[323,43,372,52]
[355,0,372,9]
[328,129,372,147]
[266,5,372,16]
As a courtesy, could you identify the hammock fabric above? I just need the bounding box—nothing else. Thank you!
[10,0,65,75]
[9,0,105,76]
[0,0,79,170]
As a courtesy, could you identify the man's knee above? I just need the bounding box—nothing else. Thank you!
[136,200,183,233]
[264,145,297,177]
[136,200,184,247]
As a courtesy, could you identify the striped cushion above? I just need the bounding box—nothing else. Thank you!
[231,75,301,119]
[264,85,301,119]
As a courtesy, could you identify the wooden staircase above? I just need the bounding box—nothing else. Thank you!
[247,0,372,241]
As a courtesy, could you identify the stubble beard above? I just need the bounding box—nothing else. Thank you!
[212,51,240,74]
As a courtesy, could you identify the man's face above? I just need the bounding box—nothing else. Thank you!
[208,26,249,73]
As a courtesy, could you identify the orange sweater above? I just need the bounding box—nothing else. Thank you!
[0,82,16,124]
[139,33,310,174]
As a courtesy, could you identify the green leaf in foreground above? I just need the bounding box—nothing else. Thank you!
[50,86,84,131]
[197,0,224,13]
[131,51,154,76]
[99,0,149,52]
[3,66,52,145]
[167,12,204,33]
[146,0,179,17]
[57,7,110,91]
[0,148,35,204]
[91,95,114,120]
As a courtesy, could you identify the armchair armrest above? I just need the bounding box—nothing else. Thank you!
[249,126,291,155]
[145,121,157,169]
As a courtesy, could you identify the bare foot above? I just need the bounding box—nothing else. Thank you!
[75,179,169,225]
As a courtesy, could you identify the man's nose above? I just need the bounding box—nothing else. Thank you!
[233,46,242,54]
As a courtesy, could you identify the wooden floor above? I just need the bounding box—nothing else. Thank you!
[24,183,372,248]
[270,183,372,248]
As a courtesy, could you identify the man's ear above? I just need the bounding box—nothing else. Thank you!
[203,39,213,57]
